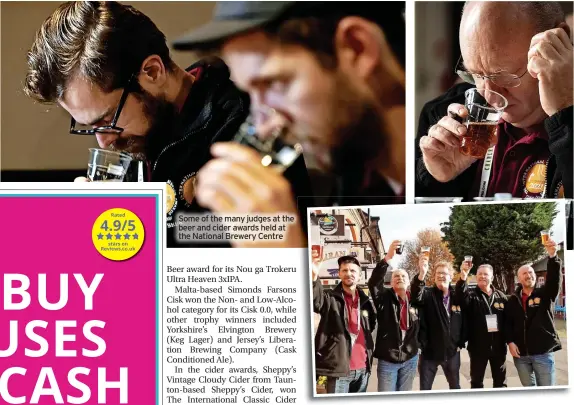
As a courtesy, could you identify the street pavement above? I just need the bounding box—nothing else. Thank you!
[313,315,568,391]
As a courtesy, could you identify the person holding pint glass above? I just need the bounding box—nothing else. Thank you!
[312,256,377,393]
[505,233,563,386]
[411,256,465,390]
[368,240,420,392]
[456,260,508,388]
[416,1,572,200]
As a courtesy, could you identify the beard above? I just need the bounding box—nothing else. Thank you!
[324,75,388,193]
[109,89,179,164]
[342,278,356,287]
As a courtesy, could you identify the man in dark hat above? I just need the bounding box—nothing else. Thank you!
[312,255,377,393]
[173,2,407,247]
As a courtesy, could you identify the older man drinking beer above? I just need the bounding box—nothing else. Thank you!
[368,240,420,392]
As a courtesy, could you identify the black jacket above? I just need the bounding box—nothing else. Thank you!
[455,280,507,357]
[367,260,420,363]
[141,57,313,247]
[415,82,573,200]
[505,256,563,356]
[313,280,376,377]
[411,277,466,361]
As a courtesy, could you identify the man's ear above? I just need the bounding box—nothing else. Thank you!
[334,16,381,80]
[137,55,168,92]
[334,16,405,97]
[558,21,572,41]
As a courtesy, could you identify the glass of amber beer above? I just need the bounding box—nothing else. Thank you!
[421,246,430,260]
[540,230,550,245]
[460,88,507,159]
[464,255,473,267]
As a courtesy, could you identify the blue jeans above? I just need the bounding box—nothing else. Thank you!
[377,354,419,391]
[326,368,370,393]
[419,351,461,390]
[513,353,556,386]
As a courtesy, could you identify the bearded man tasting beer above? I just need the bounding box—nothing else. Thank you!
[505,237,563,386]
[456,262,508,388]
[367,240,420,392]
[23,1,312,248]
[411,257,465,390]
[173,2,407,247]
[416,1,572,200]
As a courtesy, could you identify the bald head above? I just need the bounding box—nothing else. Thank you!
[462,2,565,38]
[459,2,568,128]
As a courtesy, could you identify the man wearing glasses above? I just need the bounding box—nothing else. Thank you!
[416,1,572,200]
[22,1,312,247]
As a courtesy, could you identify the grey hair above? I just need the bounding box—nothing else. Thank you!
[477,264,494,273]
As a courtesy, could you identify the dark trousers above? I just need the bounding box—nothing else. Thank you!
[419,351,461,390]
[469,351,507,388]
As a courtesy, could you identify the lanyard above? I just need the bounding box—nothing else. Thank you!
[398,295,410,331]
[478,146,496,197]
[138,161,144,182]
[344,293,361,348]
[481,292,494,315]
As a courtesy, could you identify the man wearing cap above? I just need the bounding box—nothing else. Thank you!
[173,2,406,246]
[456,262,508,388]
[368,241,421,392]
[505,238,562,386]
[415,1,572,201]
[312,255,376,393]
[22,1,312,248]
[411,258,466,390]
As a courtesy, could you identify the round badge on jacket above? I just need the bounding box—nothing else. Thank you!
[523,161,547,196]
[179,172,198,206]
[166,180,177,215]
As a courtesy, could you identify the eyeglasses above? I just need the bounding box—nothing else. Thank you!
[454,55,527,88]
[70,74,136,136]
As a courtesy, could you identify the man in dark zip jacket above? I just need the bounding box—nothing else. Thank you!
[368,240,420,392]
[312,255,376,394]
[415,2,572,200]
[505,238,562,386]
[173,2,407,248]
[456,262,508,388]
[411,258,465,390]
[22,1,313,248]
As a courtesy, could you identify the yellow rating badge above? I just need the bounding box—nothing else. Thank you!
[92,208,145,261]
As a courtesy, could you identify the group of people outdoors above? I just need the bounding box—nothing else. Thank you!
[312,238,563,393]
[20,1,572,248]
